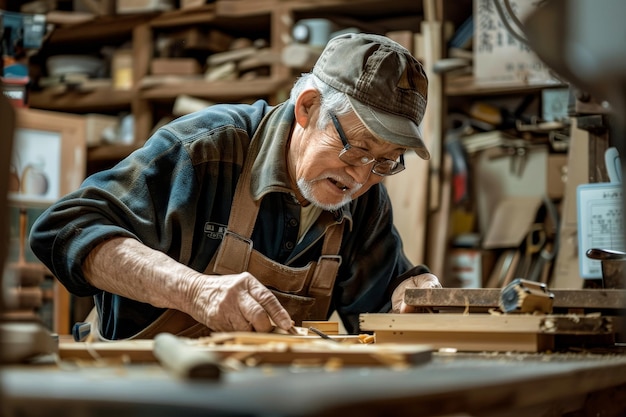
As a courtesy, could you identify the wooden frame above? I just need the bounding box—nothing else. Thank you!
[10,108,86,206]
[6,108,87,335]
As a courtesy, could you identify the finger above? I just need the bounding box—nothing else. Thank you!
[243,302,274,333]
[246,280,292,331]
[391,277,414,313]
[399,301,419,313]
[413,273,442,288]
[391,274,441,313]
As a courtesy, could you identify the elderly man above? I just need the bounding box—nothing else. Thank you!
[30,33,441,340]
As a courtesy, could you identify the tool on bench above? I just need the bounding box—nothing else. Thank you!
[153,333,221,380]
[499,278,554,314]
[308,326,340,342]
[72,321,91,342]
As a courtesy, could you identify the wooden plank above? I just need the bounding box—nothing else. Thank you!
[45,14,156,44]
[216,0,277,16]
[404,288,626,310]
[302,322,340,335]
[360,313,546,333]
[148,5,215,27]
[59,339,156,362]
[374,330,539,352]
[361,313,615,352]
[53,282,71,335]
[29,89,134,112]
[138,77,290,101]
[421,0,444,214]
[58,337,432,366]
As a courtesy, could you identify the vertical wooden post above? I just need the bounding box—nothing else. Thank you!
[132,22,154,145]
[53,282,71,335]
[270,3,294,104]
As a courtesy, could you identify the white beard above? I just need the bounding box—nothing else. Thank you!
[297,177,362,211]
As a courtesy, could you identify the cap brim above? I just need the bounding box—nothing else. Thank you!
[348,96,431,161]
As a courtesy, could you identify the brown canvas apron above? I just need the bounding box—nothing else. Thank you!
[88,132,344,341]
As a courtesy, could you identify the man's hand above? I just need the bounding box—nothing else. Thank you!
[84,237,293,334]
[186,271,293,333]
[391,273,441,313]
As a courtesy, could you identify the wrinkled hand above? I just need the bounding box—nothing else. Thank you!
[186,271,293,332]
[391,273,442,313]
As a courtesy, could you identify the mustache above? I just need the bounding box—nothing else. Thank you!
[323,173,362,192]
[296,175,363,211]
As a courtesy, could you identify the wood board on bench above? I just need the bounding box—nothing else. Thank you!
[359,313,615,353]
[58,333,433,367]
[403,288,626,313]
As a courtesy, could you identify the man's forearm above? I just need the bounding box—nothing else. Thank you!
[82,236,201,312]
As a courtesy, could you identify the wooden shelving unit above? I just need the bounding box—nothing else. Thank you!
[138,76,289,101]
[445,74,567,97]
[27,0,426,161]
[29,89,134,112]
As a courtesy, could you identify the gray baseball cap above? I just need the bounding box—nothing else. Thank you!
[313,33,430,160]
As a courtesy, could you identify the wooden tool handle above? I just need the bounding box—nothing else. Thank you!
[153,333,221,380]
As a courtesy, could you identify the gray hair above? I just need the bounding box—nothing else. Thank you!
[289,73,352,130]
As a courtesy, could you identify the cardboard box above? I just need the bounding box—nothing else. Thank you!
[151,58,202,76]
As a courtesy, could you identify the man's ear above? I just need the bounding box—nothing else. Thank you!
[294,88,320,128]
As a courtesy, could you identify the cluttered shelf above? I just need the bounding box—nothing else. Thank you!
[29,72,563,112]
[88,143,140,162]
[28,75,289,112]
[138,75,290,101]
[28,88,134,112]
[43,12,157,45]
[445,74,567,97]
[284,0,422,17]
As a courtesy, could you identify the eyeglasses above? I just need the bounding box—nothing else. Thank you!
[328,112,405,177]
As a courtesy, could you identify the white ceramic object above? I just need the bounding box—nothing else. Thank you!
[46,55,104,77]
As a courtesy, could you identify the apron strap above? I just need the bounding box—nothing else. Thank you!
[212,134,345,320]
[307,214,344,319]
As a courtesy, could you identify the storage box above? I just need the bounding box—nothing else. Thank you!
[150,58,202,76]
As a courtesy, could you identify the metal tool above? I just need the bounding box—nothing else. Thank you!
[308,326,340,342]
[499,278,554,314]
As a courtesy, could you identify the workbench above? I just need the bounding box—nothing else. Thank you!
[2,350,626,417]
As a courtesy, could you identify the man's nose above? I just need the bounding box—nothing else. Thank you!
[347,163,373,184]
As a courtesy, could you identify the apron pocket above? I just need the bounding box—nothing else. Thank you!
[270,290,316,326]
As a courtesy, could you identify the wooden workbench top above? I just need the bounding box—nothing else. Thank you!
[2,351,626,417]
